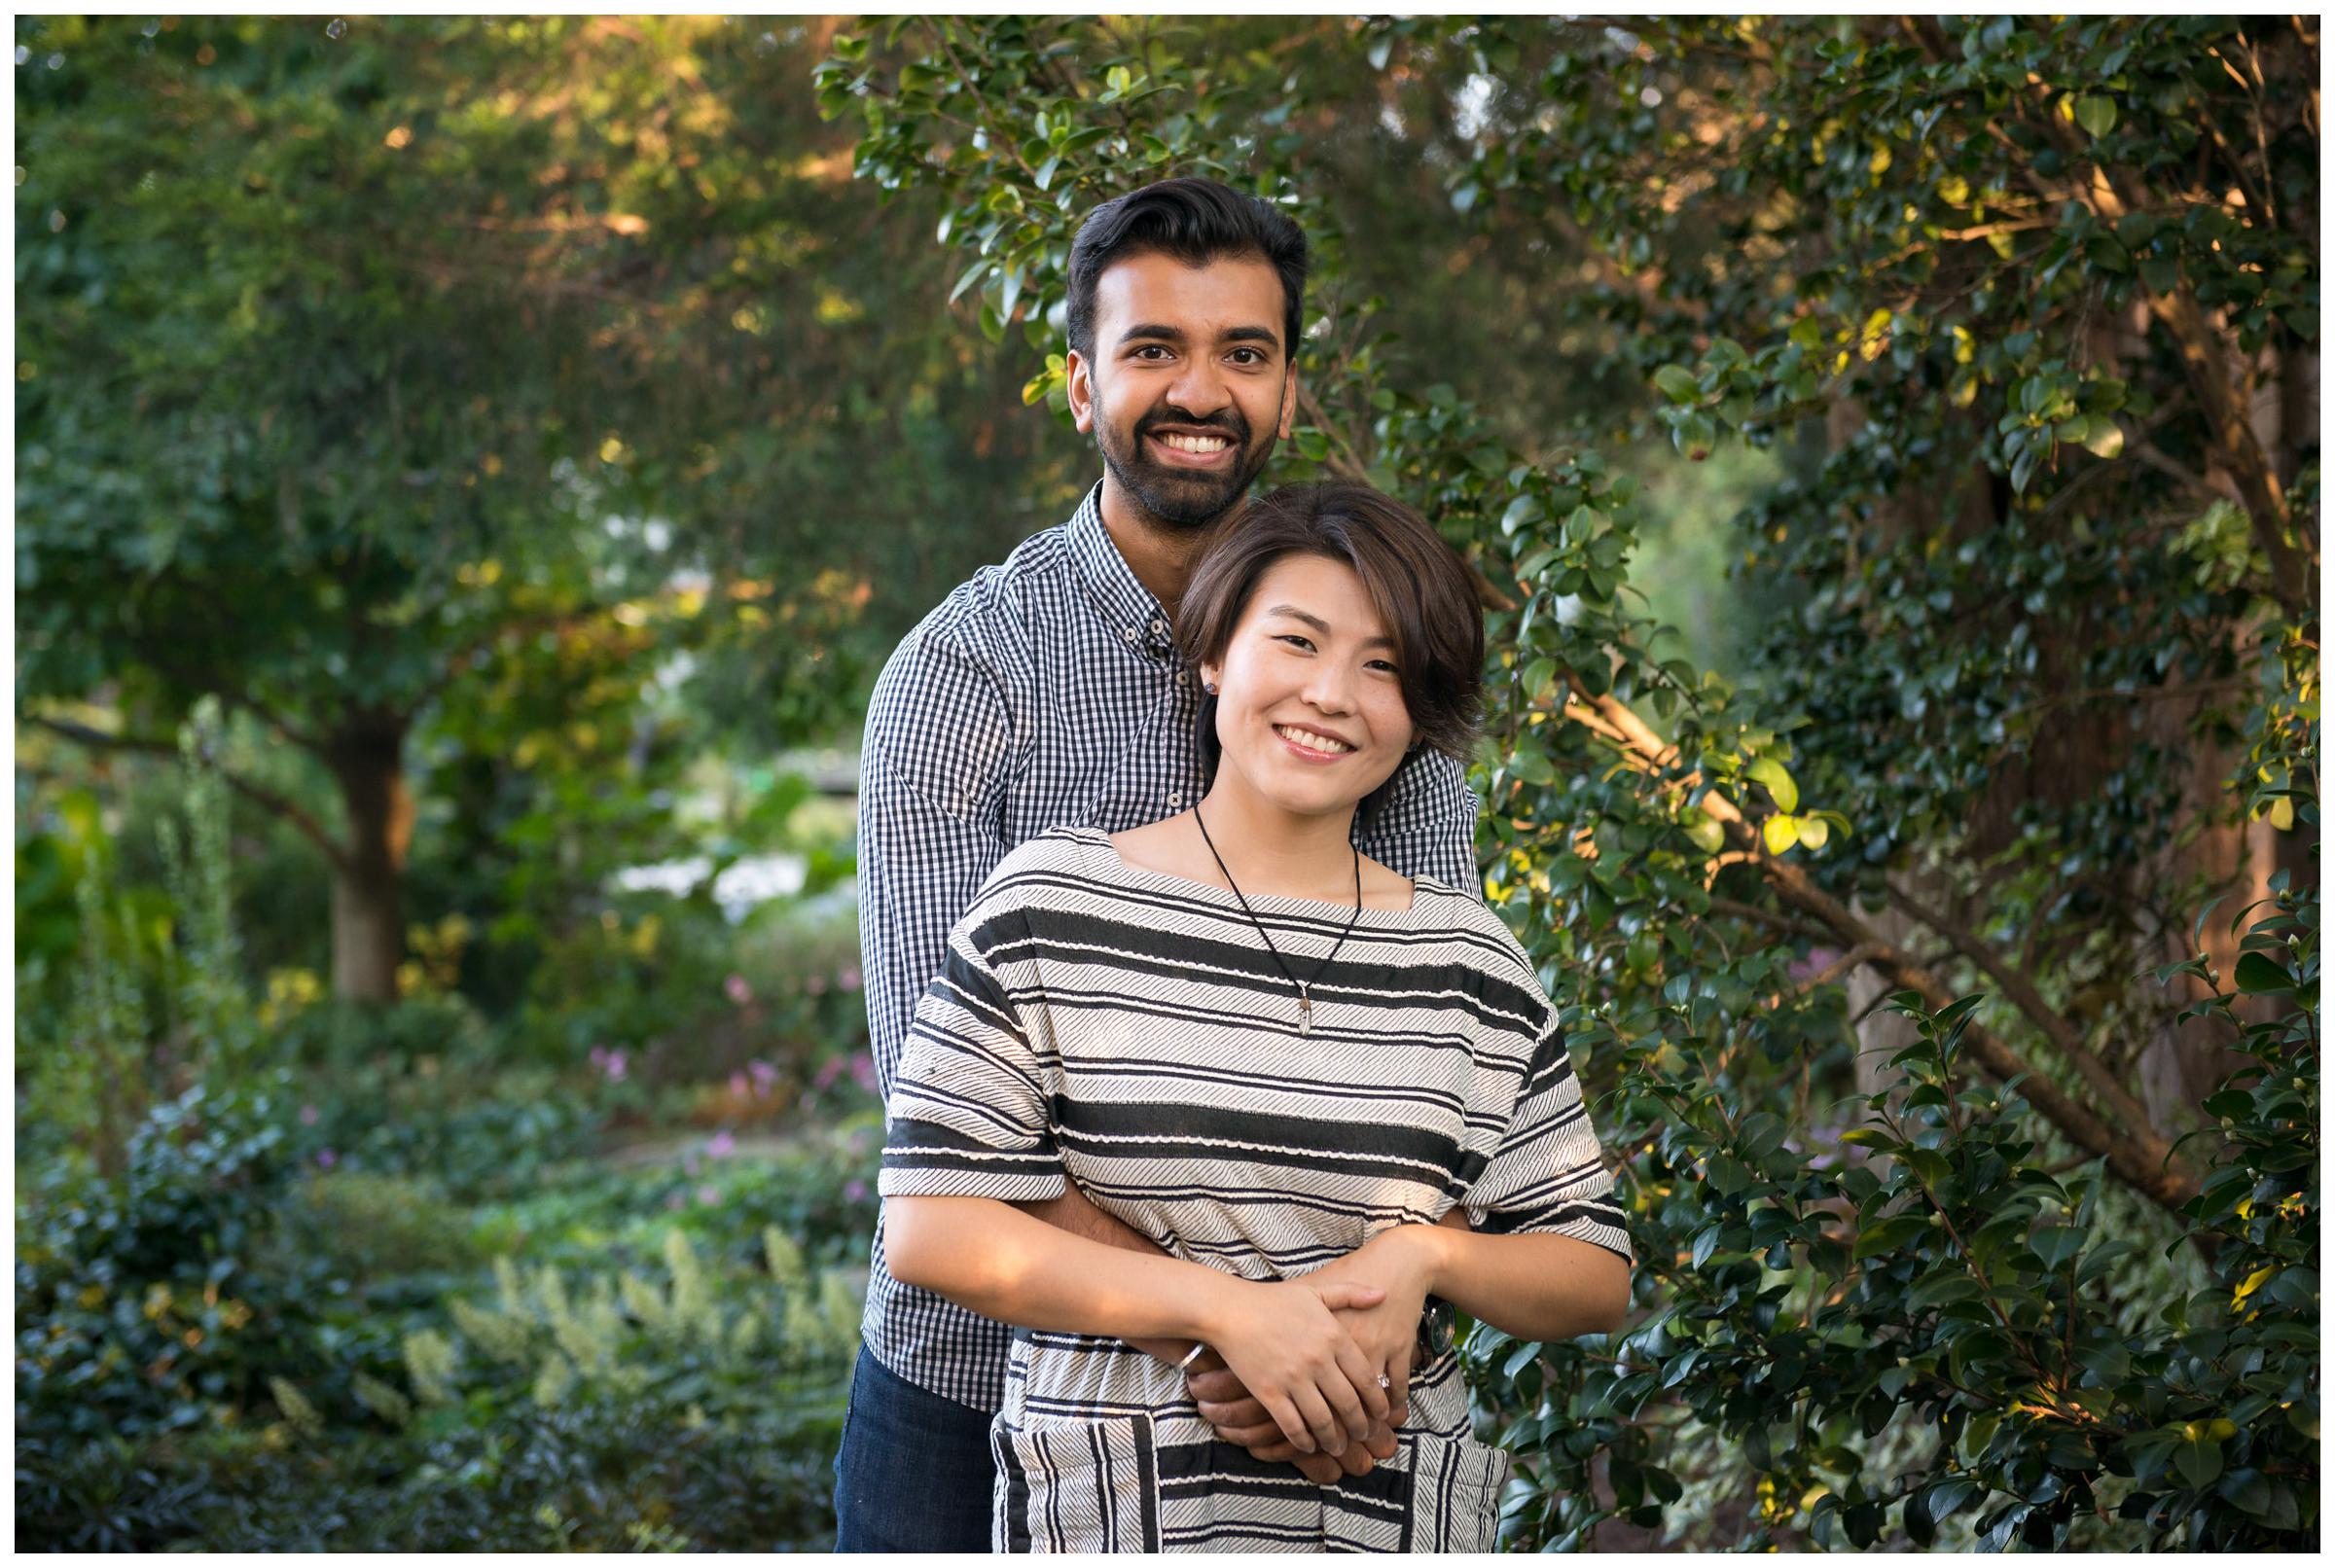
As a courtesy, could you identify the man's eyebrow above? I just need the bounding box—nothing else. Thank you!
[1263,604,1393,649]
[1117,322,1282,352]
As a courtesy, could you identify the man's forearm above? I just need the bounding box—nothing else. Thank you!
[1012,1187,1190,1361]
[1013,1186,1167,1256]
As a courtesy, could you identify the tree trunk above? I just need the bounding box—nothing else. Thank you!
[327,716,414,1003]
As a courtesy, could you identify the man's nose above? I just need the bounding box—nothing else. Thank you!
[1164,357,1232,419]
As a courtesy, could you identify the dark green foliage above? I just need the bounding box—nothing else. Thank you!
[824,14,2317,1550]
[16,1082,333,1443]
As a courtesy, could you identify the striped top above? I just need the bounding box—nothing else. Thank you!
[879,826,1630,1548]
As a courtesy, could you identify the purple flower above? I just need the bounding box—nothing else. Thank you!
[807,974,828,996]
[844,1179,870,1204]
[813,1056,846,1090]
[316,1149,338,1170]
[839,966,862,993]
[747,1059,777,1093]
[707,1130,736,1158]
[697,1184,721,1206]
[725,973,753,1006]
[848,1051,878,1093]
[299,1104,320,1126]
[603,1049,629,1084]
[729,1070,750,1098]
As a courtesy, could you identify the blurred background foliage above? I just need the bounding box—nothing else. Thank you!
[16,13,2318,1552]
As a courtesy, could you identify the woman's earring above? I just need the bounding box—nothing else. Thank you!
[1203,681,1218,695]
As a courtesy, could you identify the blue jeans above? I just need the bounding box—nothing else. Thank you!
[832,1346,998,1552]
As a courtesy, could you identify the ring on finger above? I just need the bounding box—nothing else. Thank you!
[1375,1372,1391,1390]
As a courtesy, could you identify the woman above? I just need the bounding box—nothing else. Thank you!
[880,480,1632,1551]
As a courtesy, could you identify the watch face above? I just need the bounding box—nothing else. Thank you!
[1420,1297,1455,1356]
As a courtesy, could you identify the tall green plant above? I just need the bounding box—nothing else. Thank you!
[819,14,2317,1549]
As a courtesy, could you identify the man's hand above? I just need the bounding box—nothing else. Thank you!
[1187,1350,1396,1482]
[1188,1212,1470,1481]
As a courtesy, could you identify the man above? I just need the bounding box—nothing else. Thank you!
[835,176,1481,1551]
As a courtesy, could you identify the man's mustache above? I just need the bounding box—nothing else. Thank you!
[1135,409,1250,443]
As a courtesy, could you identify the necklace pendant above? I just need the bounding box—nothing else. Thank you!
[1298,986,1312,1036]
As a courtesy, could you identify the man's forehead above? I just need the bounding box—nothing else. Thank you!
[1094,249,1285,338]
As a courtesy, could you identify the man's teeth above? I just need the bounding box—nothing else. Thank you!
[1160,433,1230,453]
[1276,725,1352,754]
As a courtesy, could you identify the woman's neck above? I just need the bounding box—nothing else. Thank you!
[1191,771,1360,901]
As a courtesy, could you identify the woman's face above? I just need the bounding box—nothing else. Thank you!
[1200,552,1417,819]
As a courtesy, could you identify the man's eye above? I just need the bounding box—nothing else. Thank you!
[1230,348,1266,365]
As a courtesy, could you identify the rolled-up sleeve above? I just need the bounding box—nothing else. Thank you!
[1463,1005,1633,1264]
[880,916,1066,1204]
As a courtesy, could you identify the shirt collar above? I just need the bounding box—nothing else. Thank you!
[1065,481,1176,660]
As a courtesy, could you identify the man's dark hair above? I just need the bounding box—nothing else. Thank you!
[1175,480,1485,805]
[1065,177,1309,366]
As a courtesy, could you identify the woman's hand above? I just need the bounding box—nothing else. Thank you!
[1202,1277,1392,1456]
[1294,1226,1443,1423]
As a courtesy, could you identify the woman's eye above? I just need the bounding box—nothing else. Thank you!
[1275,634,1314,652]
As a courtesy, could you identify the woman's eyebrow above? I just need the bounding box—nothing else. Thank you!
[1264,604,1393,650]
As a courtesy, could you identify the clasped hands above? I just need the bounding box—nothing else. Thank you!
[1177,1223,1443,1486]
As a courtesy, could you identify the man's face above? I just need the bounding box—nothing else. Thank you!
[1067,250,1298,531]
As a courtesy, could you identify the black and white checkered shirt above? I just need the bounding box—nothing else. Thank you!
[855,481,1483,1411]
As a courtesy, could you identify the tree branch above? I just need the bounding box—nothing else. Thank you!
[1884,876,2171,1145]
[26,715,350,873]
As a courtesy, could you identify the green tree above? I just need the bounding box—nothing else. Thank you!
[821,14,2316,1549]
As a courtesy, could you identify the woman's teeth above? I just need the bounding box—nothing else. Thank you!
[1275,725,1352,754]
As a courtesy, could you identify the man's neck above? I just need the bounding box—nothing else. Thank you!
[1096,470,1224,619]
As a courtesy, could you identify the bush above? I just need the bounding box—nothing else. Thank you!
[16,1080,333,1444]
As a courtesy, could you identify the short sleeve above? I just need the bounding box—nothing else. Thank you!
[879,911,1067,1204]
[1462,1004,1633,1264]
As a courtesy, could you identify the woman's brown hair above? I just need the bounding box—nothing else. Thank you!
[1175,480,1484,798]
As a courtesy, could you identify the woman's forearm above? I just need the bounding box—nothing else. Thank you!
[888,1194,1239,1343]
[1420,1228,1630,1342]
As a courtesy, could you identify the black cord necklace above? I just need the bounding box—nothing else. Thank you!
[1192,804,1363,1037]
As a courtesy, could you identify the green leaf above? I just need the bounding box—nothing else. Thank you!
[2234,950,2297,993]
[1796,815,1830,850]
[2081,413,2124,459]
[1652,364,1702,404]
[1761,813,1800,855]
[1745,757,1799,813]
[1681,810,1726,854]
[1911,1270,1982,1309]
[2074,95,2117,138]
[1854,1213,1927,1260]
[2174,1435,2224,1490]
[1508,747,1555,787]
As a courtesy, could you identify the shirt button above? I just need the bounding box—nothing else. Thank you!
[1168,792,1182,807]
[1150,619,1167,635]
[1122,626,1137,645]
[1173,670,1189,687]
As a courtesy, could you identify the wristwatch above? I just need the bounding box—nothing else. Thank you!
[1417,1295,1455,1358]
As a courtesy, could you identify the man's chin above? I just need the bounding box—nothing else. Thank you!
[1125,468,1250,529]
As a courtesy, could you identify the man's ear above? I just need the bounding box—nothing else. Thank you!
[1275,369,1299,441]
[1067,349,1096,435]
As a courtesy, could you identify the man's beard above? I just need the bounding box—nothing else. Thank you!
[1096,399,1275,530]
